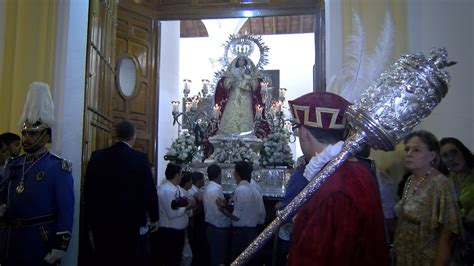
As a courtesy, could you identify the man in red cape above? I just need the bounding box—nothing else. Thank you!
[287,92,389,266]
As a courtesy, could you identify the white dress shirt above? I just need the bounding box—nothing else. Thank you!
[232,180,266,227]
[157,181,189,229]
[188,184,199,197]
[250,179,262,194]
[203,181,231,228]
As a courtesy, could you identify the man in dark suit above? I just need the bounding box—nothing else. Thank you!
[84,120,159,266]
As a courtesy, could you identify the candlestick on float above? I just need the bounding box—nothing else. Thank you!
[212,104,221,119]
[284,121,292,132]
[185,101,192,113]
[201,79,210,97]
[183,79,191,98]
[191,97,199,111]
[171,101,180,116]
[270,103,277,116]
[255,104,263,119]
[279,88,287,101]
[260,81,268,101]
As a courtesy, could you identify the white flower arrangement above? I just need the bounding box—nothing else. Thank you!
[260,131,294,167]
[210,139,260,165]
[164,132,197,164]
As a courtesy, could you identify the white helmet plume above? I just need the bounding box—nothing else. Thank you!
[18,82,55,129]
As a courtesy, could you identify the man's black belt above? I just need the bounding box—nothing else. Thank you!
[233,226,257,230]
[4,214,56,228]
[206,222,230,229]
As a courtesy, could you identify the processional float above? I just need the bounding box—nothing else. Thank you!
[232,47,456,265]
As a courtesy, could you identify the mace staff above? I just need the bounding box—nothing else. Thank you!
[232,47,454,265]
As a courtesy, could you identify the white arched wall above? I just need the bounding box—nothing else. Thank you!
[407,0,474,150]
[157,21,181,185]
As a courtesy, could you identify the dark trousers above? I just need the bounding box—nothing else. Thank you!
[190,212,210,266]
[138,232,152,266]
[156,227,185,266]
[206,224,231,266]
[231,226,258,263]
[276,238,290,266]
[93,228,140,266]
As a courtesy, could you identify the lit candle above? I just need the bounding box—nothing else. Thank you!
[213,104,221,118]
[279,88,287,99]
[201,79,209,97]
[276,100,283,113]
[255,104,263,119]
[284,121,292,132]
[171,101,180,113]
[191,97,199,111]
[260,82,267,98]
[271,103,277,115]
[202,79,209,88]
[183,79,191,97]
[185,101,192,112]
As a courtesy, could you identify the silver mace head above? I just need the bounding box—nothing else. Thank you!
[346,47,454,151]
[231,47,455,265]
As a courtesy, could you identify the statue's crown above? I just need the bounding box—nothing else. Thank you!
[231,37,254,58]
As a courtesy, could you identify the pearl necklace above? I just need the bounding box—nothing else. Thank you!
[403,167,434,200]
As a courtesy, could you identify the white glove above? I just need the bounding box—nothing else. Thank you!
[44,249,66,264]
[0,204,6,217]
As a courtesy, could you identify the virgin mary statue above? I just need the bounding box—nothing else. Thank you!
[214,56,268,136]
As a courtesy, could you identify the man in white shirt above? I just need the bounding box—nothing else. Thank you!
[231,161,266,262]
[189,171,209,265]
[156,163,196,265]
[203,164,233,266]
[189,171,205,198]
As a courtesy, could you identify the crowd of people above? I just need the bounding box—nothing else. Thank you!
[0,81,473,266]
[80,92,474,266]
[83,120,266,266]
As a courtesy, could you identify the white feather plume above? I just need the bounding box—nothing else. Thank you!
[329,11,394,103]
[338,13,366,101]
[361,12,394,94]
[18,82,55,128]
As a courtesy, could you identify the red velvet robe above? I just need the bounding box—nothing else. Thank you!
[288,161,389,266]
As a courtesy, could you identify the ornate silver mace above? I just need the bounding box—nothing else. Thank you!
[232,48,455,265]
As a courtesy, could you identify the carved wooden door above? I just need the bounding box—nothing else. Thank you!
[80,0,117,264]
[114,5,159,162]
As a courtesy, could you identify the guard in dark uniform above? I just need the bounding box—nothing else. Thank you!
[0,82,74,266]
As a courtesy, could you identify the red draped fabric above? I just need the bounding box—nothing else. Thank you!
[288,161,389,266]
